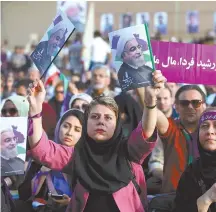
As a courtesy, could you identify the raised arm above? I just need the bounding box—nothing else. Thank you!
[142,70,167,138]
[127,70,167,164]
[136,81,169,136]
[26,79,73,170]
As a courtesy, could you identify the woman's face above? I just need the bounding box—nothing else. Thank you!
[59,115,82,147]
[1,100,19,117]
[199,120,216,152]
[87,104,117,142]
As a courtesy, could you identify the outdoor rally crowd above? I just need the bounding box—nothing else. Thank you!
[1,27,216,212]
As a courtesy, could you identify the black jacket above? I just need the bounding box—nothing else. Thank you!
[173,158,216,212]
[118,62,153,92]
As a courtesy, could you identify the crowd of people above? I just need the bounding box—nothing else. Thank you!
[1,27,216,212]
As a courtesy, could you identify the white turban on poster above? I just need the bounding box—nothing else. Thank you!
[116,34,136,59]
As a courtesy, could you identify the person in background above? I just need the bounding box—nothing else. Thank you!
[15,79,32,97]
[28,66,41,82]
[166,83,180,101]
[145,85,207,194]
[18,109,84,212]
[87,65,115,98]
[48,81,65,121]
[2,74,16,99]
[68,32,83,75]
[147,85,178,194]
[69,93,92,112]
[173,107,216,212]
[89,30,111,70]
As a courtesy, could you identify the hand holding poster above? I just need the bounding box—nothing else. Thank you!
[30,10,75,77]
[109,24,155,92]
[1,117,28,177]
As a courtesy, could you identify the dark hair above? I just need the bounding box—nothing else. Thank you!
[94,30,101,38]
[75,81,86,91]
[175,85,206,102]
[55,81,64,92]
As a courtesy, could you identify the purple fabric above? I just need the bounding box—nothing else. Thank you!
[151,41,216,85]
[199,111,216,127]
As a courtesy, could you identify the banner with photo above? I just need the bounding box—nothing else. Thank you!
[151,40,216,85]
[186,11,199,34]
[136,12,150,27]
[1,117,28,176]
[100,13,114,36]
[154,12,168,35]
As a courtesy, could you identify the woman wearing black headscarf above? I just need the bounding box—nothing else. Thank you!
[173,107,216,212]
[26,70,166,212]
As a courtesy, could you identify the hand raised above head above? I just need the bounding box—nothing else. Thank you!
[27,79,46,116]
[145,70,167,106]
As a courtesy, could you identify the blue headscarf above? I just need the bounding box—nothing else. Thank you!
[50,109,84,196]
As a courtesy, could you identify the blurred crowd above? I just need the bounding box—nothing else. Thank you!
[1,28,216,212]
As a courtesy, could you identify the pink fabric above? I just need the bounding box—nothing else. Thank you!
[30,122,157,212]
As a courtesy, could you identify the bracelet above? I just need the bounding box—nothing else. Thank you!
[144,101,157,109]
[28,112,42,136]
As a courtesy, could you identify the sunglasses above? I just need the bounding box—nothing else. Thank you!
[73,104,89,111]
[1,108,18,116]
[177,100,203,108]
[55,90,64,94]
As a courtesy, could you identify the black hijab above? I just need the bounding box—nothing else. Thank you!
[197,110,216,187]
[73,108,133,194]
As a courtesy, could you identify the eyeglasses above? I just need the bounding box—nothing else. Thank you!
[55,90,64,94]
[177,100,203,108]
[1,108,18,116]
[73,104,89,111]
[125,44,142,53]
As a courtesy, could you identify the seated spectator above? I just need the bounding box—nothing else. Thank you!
[173,107,216,212]
[69,93,92,112]
[18,109,84,212]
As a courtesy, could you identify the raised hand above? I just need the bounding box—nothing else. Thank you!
[27,79,46,116]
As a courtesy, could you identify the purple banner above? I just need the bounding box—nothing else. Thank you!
[151,41,216,85]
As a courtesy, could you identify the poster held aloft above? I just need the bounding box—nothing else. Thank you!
[30,10,75,78]
[108,24,155,92]
[1,117,28,177]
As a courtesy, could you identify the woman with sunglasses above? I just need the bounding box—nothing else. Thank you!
[18,109,84,212]
[69,93,92,112]
[173,107,216,212]
[1,95,29,117]
[26,70,166,212]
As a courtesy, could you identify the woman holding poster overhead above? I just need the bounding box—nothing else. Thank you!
[26,70,166,212]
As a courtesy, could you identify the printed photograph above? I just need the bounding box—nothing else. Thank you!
[1,117,28,176]
[100,13,114,36]
[57,1,87,33]
[120,13,133,28]
[154,12,168,35]
[186,11,199,33]
[30,10,75,76]
[136,12,150,27]
[109,24,154,92]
